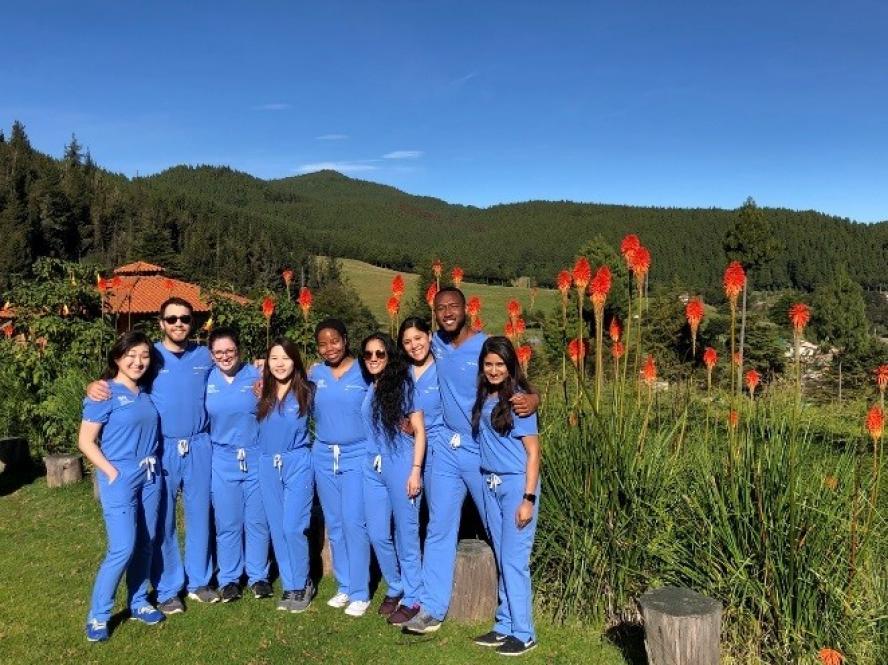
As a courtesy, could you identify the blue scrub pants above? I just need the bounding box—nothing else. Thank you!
[88,458,161,622]
[312,442,370,601]
[380,448,422,607]
[483,472,539,644]
[211,444,270,587]
[364,453,402,599]
[258,448,314,591]
[418,440,486,620]
[152,432,214,600]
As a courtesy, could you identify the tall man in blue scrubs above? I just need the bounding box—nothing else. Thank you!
[88,297,219,612]
[404,287,538,634]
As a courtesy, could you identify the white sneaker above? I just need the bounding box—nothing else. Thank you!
[326,591,349,608]
[344,600,371,617]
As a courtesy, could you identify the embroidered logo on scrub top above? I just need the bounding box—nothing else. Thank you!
[193,365,210,372]
[316,378,328,389]
[116,395,134,406]
[206,384,220,394]
[344,383,364,391]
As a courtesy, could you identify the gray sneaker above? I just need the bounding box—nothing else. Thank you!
[277,591,295,611]
[187,586,221,604]
[403,609,442,634]
[289,579,315,614]
[158,596,185,615]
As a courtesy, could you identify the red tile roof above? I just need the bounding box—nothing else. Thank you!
[114,261,165,275]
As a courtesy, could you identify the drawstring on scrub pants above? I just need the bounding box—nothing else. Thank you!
[139,455,157,481]
[237,448,247,472]
[486,473,502,492]
[273,453,283,479]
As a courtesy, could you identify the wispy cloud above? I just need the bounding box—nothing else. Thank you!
[315,133,349,140]
[383,150,423,159]
[253,103,291,111]
[296,161,379,173]
[449,72,478,87]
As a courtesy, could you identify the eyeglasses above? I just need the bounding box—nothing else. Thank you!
[162,315,192,325]
[212,349,238,358]
[363,350,387,360]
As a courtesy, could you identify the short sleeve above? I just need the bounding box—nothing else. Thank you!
[512,412,538,439]
[82,396,112,424]
[404,383,416,415]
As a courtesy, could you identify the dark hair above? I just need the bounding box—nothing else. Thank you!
[208,326,239,350]
[101,331,157,387]
[471,336,530,437]
[434,286,466,305]
[159,296,194,317]
[257,337,314,420]
[398,316,431,341]
[361,333,412,445]
[314,318,350,359]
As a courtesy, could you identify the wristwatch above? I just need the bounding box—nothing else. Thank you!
[522,493,537,504]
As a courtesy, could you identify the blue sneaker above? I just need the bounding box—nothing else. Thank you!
[129,605,166,625]
[85,618,109,642]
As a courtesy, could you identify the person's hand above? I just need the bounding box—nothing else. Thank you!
[86,380,111,401]
[406,468,422,498]
[510,392,539,417]
[400,417,415,437]
[252,379,263,399]
[106,466,120,484]
[515,500,533,529]
[253,358,266,372]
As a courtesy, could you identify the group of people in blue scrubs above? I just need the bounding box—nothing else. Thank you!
[79,288,542,657]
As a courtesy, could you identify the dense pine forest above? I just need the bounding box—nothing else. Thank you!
[1,120,886,294]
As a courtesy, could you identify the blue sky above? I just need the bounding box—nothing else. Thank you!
[2,1,887,221]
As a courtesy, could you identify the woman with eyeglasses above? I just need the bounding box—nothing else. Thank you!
[256,337,316,613]
[205,327,271,603]
[360,332,426,626]
[310,318,375,617]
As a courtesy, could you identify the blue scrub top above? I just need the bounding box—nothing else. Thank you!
[205,363,260,449]
[82,379,160,461]
[431,331,487,450]
[411,362,448,449]
[361,383,416,457]
[257,392,310,456]
[149,341,212,439]
[478,396,538,475]
[309,360,369,447]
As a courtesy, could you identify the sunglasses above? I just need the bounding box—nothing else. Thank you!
[162,315,193,325]
[363,349,387,360]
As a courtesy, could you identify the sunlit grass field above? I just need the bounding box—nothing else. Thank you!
[335,257,559,333]
[0,473,627,665]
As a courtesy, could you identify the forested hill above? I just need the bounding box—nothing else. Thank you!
[1,121,886,293]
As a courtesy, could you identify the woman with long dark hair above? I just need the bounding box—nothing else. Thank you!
[256,337,316,613]
[470,336,541,656]
[79,331,163,642]
[310,318,373,616]
[205,327,271,603]
[360,332,426,625]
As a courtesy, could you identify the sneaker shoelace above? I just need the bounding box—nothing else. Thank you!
[88,618,107,630]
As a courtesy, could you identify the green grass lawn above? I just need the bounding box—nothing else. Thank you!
[0,474,627,665]
[335,258,560,334]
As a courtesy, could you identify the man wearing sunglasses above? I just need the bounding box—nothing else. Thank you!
[87,297,219,613]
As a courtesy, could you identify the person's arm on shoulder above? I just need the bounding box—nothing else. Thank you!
[406,410,426,498]
[516,434,540,529]
[85,379,112,401]
[510,388,540,417]
[78,420,118,482]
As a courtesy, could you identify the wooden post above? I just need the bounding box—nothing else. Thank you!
[43,454,83,488]
[638,586,722,665]
[447,538,497,623]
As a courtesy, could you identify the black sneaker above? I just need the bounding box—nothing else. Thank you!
[158,596,185,615]
[220,582,242,603]
[496,636,538,657]
[187,586,221,604]
[251,580,273,599]
[474,630,508,647]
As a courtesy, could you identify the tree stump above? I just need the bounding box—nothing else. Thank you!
[43,454,83,488]
[638,586,722,665]
[448,538,497,623]
[0,437,30,474]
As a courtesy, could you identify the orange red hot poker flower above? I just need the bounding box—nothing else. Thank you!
[451,266,464,287]
[642,354,657,387]
[556,270,572,295]
[608,316,622,343]
[507,299,522,322]
[589,266,612,309]
[386,296,400,318]
[466,296,481,318]
[620,234,641,261]
[703,347,718,370]
[431,259,443,279]
[628,246,651,281]
[685,297,704,331]
[572,257,592,291]
[425,283,439,308]
[789,302,811,332]
[745,369,761,396]
[723,261,746,307]
[391,274,405,299]
[567,338,588,365]
[866,405,884,441]
[818,648,845,665]
[261,296,275,320]
[611,340,625,360]
[875,364,888,393]
[281,269,294,287]
[517,344,532,371]
[298,287,313,318]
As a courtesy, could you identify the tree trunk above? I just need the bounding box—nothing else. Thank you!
[639,586,722,665]
[447,538,498,623]
[44,453,83,488]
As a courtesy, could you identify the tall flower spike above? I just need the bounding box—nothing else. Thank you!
[723,261,746,307]
[620,234,641,261]
[642,354,657,387]
[874,364,888,393]
[471,316,484,332]
[451,266,464,287]
[686,297,705,355]
[298,287,313,319]
[431,259,443,279]
[507,299,522,322]
[703,347,718,370]
[261,296,275,320]
[556,270,572,294]
[391,274,405,299]
[282,269,294,287]
[628,246,651,280]
[818,648,845,665]
[517,344,532,372]
[567,338,588,366]
[386,295,400,318]
[515,318,526,336]
[789,302,810,333]
[608,316,622,343]
[466,295,481,318]
[611,340,625,359]
[572,257,591,290]
[866,405,884,441]
[425,283,439,308]
[589,266,612,310]
[728,410,740,429]
[504,321,516,340]
[745,369,761,396]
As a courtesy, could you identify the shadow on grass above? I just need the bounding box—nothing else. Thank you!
[605,623,647,665]
[0,461,43,497]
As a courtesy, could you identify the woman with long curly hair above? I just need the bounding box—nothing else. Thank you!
[360,332,426,625]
